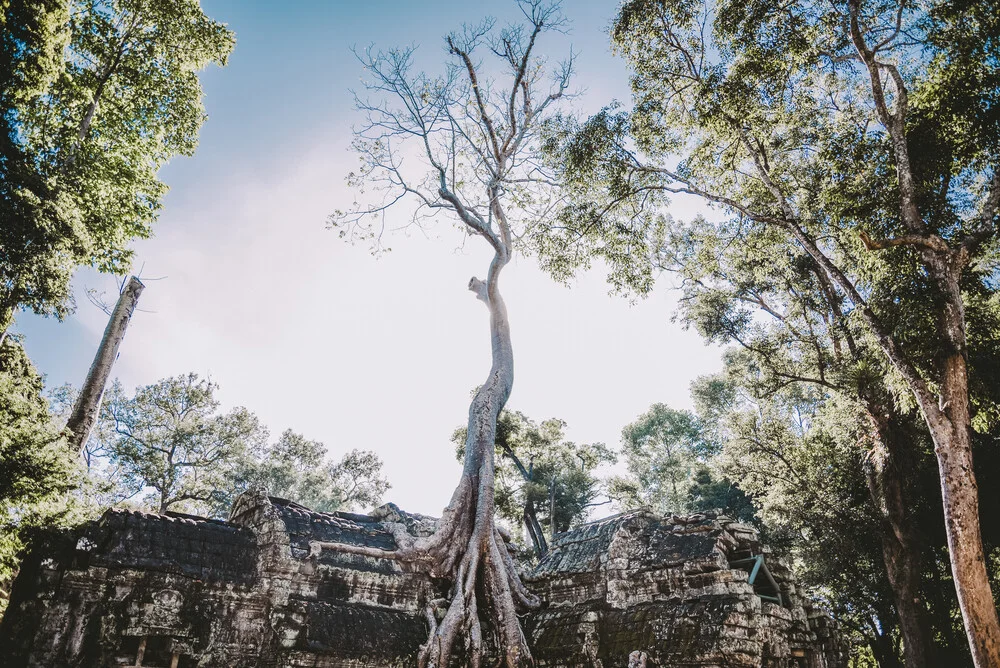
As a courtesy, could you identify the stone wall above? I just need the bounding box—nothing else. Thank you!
[524,510,847,667]
[0,492,847,667]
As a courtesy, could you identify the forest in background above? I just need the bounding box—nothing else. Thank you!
[2,1,999,666]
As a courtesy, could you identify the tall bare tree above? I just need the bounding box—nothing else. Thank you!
[64,275,143,455]
[328,2,571,666]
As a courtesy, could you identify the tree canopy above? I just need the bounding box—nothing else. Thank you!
[543,0,1000,662]
[240,430,390,514]
[77,375,391,517]
[0,0,233,332]
[93,374,265,514]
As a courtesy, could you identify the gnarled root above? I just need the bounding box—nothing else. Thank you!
[417,515,538,667]
[413,448,540,667]
[313,470,540,667]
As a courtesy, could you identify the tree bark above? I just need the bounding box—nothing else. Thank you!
[928,371,999,666]
[862,411,932,668]
[549,476,557,543]
[844,11,1000,660]
[906,261,1000,666]
[0,306,12,349]
[65,276,143,455]
[522,499,547,557]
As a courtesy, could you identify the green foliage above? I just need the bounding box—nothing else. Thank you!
[611,392,756,524]
[539,2,1000,659]
[453,410,615,542]
[614,403,710,514]
[238,430,390,514]
[82,376,391,518]
[0,0,234,327]
[719,371,924,659]
[685,466,756,524]
[94,374,266,514]
[0,337,79,608]
[542,0,1000,378]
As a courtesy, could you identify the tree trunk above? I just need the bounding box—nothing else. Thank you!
[317,213,541,666]
[349,252,536,668]
[801,224,1000,664]
[919,266,1000,666]
[870,630,905,668]
[862,411,932,668]
[549,476,557,543]
[65,276,144,454]
[523,499,547,558]
[499,442,547,557]
[0,292,18,348]
[929,394,999,666]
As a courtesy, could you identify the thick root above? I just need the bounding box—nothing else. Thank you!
[417,521,534,667]
[313,475,538,667]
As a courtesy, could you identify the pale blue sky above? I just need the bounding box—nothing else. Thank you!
[15,1,723,515]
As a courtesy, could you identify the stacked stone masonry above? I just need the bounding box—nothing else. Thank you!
[0,491,848,667]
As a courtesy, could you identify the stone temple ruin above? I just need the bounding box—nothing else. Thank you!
[0,490,847,667]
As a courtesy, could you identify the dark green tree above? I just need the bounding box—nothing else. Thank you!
[0,337,78,609]
[685,466,755,524]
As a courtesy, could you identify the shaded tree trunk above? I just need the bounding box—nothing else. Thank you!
[522,500,547,557]
[498,437,547,557]
[863,410,932,668]
[65,276,143,454]
[0,309,12,349]
[0,288,21,348]
[870,630,905,668]
[926,553,965,660]
[549,476,557,543]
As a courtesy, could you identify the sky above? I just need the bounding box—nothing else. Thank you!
[14,0,722,516]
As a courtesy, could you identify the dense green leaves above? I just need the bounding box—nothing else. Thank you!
[0,0,234,329]
[0,337,78,609]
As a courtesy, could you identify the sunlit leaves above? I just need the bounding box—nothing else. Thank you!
[1,0,234,326]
